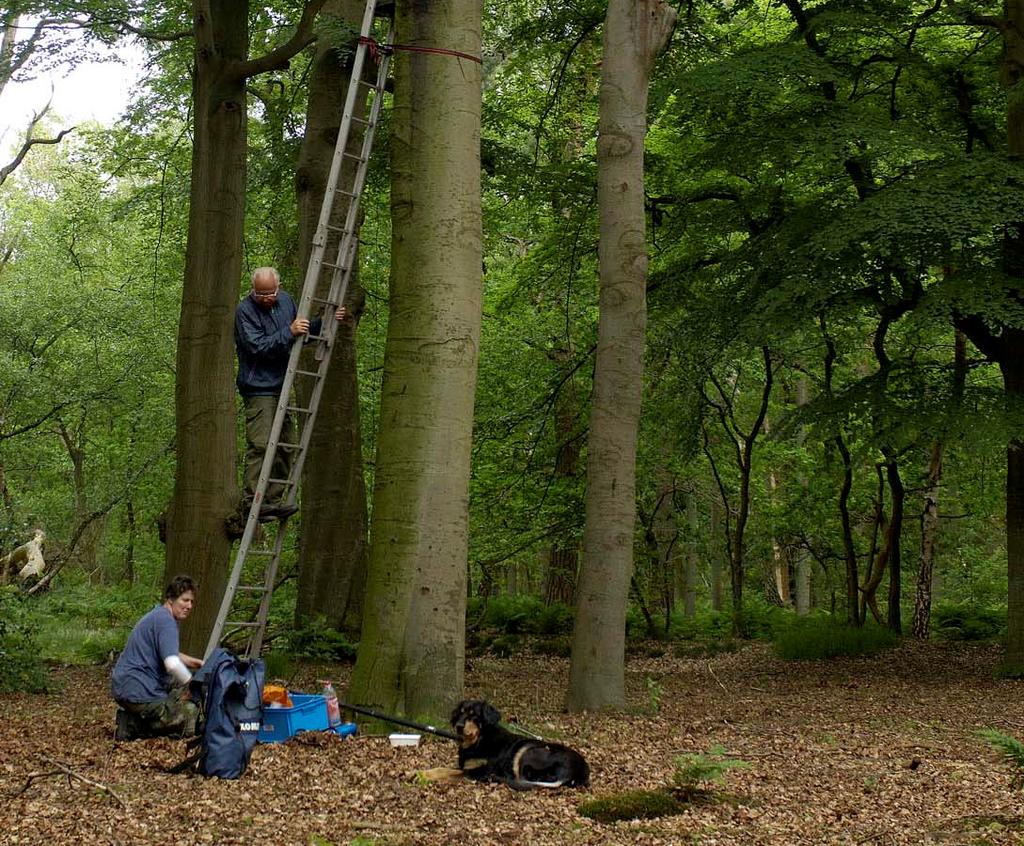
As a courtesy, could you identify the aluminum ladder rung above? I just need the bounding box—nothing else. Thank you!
[267,477,295,486]
[285,405,314,414]
[227,621,261,629]
[235,585,268,593]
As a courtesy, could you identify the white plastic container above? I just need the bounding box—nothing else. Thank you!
[388,733,421,747]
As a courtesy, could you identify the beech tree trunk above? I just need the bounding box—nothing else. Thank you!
[568,0,674,712]
[1001,1,1024,673]
[348,0,481,718]
[294,0,369,634]
[163,3,248,655]
[165,2,321,655]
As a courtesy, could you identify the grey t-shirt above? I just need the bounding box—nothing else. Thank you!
[110,604,179,703]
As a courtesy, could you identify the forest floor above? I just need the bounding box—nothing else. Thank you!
[1,640,1022,846]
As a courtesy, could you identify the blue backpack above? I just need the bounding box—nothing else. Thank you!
[188,648,264,779]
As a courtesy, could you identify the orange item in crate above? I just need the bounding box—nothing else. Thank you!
[262,684,293,708]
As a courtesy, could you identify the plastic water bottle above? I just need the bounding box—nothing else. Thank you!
[322,680,341,727]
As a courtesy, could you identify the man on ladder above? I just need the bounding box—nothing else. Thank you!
[227,266,346,538]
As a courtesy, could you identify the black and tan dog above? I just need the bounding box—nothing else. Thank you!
[428,699,589,790]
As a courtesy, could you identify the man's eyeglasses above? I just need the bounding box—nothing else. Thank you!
[252,287,279,300]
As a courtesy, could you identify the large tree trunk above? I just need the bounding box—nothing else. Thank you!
[1001,1,1024,673]
[347,0,482,718]
[294,0,369,634]
[568,0,674,712]
[165,2,321,655]
[164,2,249,654]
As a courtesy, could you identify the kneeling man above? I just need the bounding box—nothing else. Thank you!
[111,575,204,741]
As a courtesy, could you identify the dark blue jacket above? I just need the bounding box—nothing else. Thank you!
[234,290,320,397]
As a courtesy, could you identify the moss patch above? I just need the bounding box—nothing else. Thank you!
[578,789,687,823]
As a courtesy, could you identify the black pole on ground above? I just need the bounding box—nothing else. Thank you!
[338,701,457,740]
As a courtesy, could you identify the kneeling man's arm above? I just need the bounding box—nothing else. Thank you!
[163,654,192,685]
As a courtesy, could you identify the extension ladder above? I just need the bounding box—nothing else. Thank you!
[204,0,394,661]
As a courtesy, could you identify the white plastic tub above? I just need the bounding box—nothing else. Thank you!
[388,733,421,747]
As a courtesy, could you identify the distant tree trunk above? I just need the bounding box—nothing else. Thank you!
[885,457,904,633]
[294,0,368,635]
[57,417,106,580]
[543,343,581,605]
[568,0,674,712]
[709,494,725,611]
[683,488,698,617]
[822,318,860,625]
[651,477,678,627]
[912,441,943,638]
[122,497,136,584]
[793,373,811,615]
[763,416,791,607]
[348,0,481,718]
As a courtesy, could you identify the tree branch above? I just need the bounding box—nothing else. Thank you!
[12,756,125,808]
[232,0,327,80]
[533,18,602,162]
[92,17,192,42]
[0,98,74,187]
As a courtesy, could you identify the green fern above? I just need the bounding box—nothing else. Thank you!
[671,745,748,796]
[979,729,1024,788]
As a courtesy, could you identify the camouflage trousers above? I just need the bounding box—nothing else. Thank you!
[115,687,198,741]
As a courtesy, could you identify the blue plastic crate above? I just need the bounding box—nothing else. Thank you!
[257,693,329,743]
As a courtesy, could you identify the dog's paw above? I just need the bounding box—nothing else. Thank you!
[414,767,464,784]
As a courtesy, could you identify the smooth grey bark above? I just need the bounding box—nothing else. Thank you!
[348,0,482,718]
[568,0,675,712]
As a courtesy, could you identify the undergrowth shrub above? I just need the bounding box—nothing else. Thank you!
[34,576,153,663]
[672,746,749,797]
[933,602,1006,641]
[773,616,897,660]
[0,586,49,692]
[979,729,1024,788]
[479,595,574,636]
[288,616,357,661]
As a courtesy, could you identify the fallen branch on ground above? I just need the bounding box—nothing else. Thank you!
[11,755,126,808]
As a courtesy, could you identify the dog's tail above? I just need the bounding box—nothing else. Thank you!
[508,778,568,791]
[508,773,589,791]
